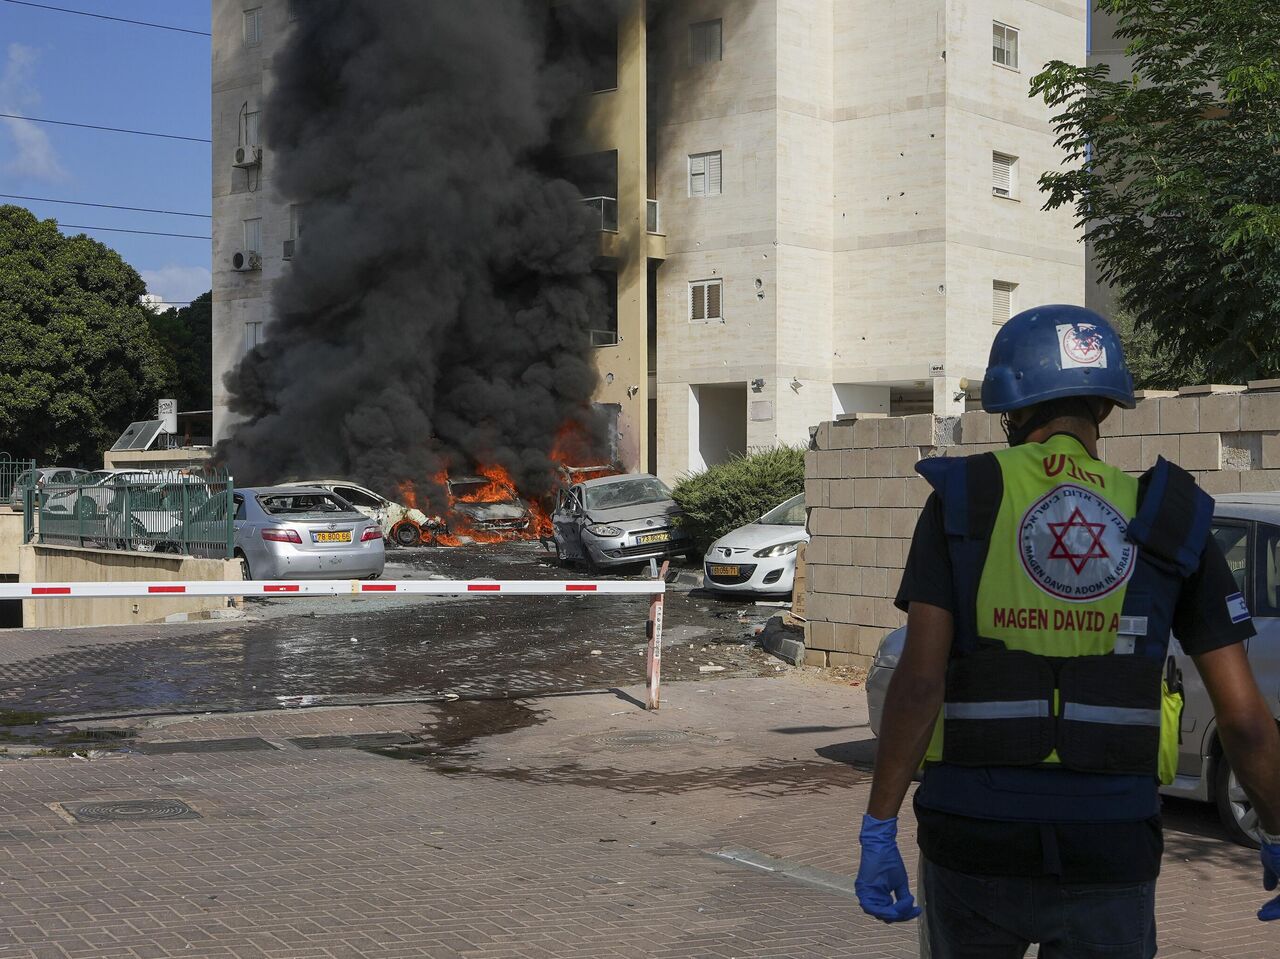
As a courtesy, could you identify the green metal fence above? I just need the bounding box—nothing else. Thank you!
[37,469,235,559]
[0,453,36,504]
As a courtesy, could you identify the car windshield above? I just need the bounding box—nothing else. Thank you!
[584,477,672,511]
[758,494,806,526]
[449,479,517,505]
[258,493,355,516]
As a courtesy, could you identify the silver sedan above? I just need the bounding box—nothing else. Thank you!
[180,486,385,580]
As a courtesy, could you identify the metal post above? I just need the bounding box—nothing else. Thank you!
[23,486,34,543]
[76,483,84,547]
[225,478,235,559]
[181,480,190,555]
[646,560,670,710]
[121,483,132,551]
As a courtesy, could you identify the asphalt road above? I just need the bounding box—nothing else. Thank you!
[0,541,785,722]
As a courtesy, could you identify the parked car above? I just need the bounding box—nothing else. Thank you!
[7,467,91,511]
[551,473,690,570]
[41,469,160,518]
[866,492,1280,847]
[279,480,432,546]
[703,493,809,595]
[446,475,533,536]
[176,486,385,580]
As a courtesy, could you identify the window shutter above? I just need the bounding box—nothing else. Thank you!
[690,154,706,197]
[706,281,721,318]
[707,153,722,196]
[992,153,1013,196]
[691,284,705,321]
[245,111,260,144]
[708,20,722,62]
[993,281,1015,324]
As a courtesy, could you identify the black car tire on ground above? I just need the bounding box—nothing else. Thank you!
[236,552,252,581]
[393,523,421,548]
[1215,750,1262,849]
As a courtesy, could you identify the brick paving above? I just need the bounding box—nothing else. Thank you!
[0,676,1274,958]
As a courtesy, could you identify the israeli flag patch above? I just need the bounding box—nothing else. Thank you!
[1226,592,1251,625]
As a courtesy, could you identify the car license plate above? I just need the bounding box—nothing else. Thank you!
[709,564,740,577]
[313,531,352,543]
[637,531,670,545]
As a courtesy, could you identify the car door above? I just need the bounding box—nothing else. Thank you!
[1173,519,1252,776]
[552,486,585,561]
[333,485,389,531]
[1249,521,1280,723]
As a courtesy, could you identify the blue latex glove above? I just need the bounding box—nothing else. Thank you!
[1260,841,1280,922]
[855,814,922,923]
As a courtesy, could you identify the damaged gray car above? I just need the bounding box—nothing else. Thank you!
[551,473,690,570]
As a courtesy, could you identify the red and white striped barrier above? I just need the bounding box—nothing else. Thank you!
[5,578,671,710]
[0,579,665,599]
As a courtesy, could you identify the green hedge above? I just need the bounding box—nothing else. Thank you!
[671,446,806,555]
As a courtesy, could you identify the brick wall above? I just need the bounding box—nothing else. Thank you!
[802,384,1280,668]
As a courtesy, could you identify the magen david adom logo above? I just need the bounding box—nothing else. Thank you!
[1057,323,1108,370]
[1018,484,1135,602]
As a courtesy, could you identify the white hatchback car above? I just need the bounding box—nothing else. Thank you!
[703,493,809,595]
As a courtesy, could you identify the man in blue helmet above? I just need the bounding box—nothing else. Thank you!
[855,305,1280,955]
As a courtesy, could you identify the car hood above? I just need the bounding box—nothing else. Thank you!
[585,499,681,525]
[456,502,529,521]
[708,522,810,553]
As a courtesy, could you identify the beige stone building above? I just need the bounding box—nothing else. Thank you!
[212,0,1088,480]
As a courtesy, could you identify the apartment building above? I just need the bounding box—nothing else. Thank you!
[211,0,1087,480]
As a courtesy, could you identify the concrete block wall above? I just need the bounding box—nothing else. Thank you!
[802,385,1280,667]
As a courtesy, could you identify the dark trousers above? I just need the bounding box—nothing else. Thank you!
[922,859,1157,959]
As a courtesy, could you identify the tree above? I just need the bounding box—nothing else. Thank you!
[1113,311,1208,391]
[148,291,212,413]
[0,205,172,466]
[1031,0,1280,383]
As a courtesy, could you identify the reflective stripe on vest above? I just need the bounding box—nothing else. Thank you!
[1061,703,1161,727]
[943,700,1050,720]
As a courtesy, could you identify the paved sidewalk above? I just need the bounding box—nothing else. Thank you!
[0,676,1272,958]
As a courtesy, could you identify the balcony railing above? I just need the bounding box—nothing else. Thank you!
[580,197,662,235]
[582,196,619,232]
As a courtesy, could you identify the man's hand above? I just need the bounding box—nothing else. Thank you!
[1261,841,1280,922]
[855,814,922,923]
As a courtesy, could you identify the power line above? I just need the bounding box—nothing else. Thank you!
[0,1,209,36]
[60,224,210,240]
[1,193,211,219]
[0,113,210,143]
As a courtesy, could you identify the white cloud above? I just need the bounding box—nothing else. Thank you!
[0,43,68,182]
[141,265,212,307]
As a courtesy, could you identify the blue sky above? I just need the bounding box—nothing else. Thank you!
[0,0,211,306]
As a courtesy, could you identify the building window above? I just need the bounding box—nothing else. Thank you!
[689,151,722,198]
[244,321,264,351]
[244,7,262,47]
[243,217,262,254]
[993,22,1019,69]
[993,281,1017,325]
[288,0,299,21]
[241,109,260,146]
[690,279,723,322]
[690,19,723,66]
[992,152,1018,198]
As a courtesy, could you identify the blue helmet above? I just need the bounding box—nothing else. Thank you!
[982,304,1135,413]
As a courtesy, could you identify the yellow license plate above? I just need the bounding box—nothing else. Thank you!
[314,531,352,543]
[637,532,670,545]
[709,565,740,577]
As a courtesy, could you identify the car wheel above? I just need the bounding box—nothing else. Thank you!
[393,522,421,547]
[1214,750,1262,849]
[236,552,252,581]
[75,496,97,520]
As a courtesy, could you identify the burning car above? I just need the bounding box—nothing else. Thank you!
[278,480,437,547]
[446,475,533,537]
[550,472,690,570]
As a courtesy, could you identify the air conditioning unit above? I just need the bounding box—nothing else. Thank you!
[231,250,262,272]
[232,144,262,168]
[282,239,295,260]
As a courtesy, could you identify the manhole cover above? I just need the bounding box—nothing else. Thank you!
[58,799,201,824]
[594,730,697,748]
[135,738,276,756]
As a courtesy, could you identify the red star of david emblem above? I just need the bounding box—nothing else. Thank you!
[1046,507,1109,575]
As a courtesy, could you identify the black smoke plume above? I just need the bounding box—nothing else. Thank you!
[220,0,618,499]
